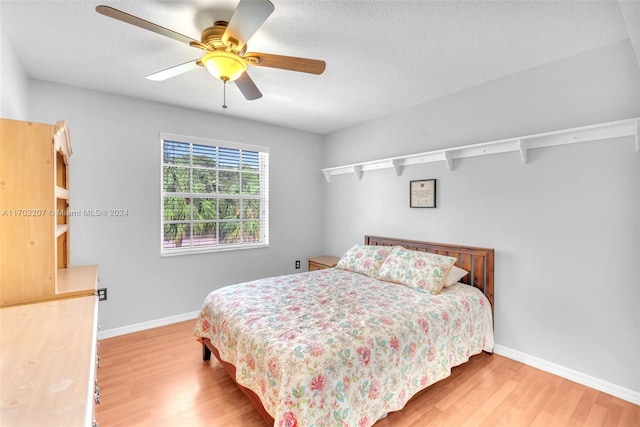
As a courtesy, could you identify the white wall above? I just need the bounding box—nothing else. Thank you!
[27,81,325,331]
[323,39,640,397]
[0,28,29,119]
[620,0,640,70]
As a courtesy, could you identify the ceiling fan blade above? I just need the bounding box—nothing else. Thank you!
[245,53,326,75]
[96,5,199,46]
[146,60,202,81]
[235,72,262,100]
[223,0,275,51]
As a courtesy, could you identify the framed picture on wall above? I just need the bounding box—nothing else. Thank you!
[410,179,436,208]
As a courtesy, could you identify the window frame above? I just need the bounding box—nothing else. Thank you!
[160,132,269,256]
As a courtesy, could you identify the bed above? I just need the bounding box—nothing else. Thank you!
[194,235,495,426]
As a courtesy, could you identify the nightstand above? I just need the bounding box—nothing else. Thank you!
[308,256,340,271]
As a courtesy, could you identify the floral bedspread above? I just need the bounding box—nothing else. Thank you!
[194,268,494,427]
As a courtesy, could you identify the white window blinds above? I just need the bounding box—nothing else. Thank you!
[161,133,269,255]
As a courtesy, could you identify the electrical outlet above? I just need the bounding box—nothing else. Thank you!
[295,260,301,269]
[97,288,108,301]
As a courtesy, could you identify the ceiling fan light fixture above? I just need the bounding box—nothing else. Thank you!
[202,51,247,82]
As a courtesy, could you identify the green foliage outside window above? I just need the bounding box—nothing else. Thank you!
[161,140,267,252]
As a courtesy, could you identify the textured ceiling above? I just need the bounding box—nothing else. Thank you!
[0,1,633,135]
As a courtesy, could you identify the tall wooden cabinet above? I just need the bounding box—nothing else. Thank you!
[1,118,100,426]
[0,118,96,306]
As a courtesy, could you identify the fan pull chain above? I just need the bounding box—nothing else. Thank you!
[222,78,228,111]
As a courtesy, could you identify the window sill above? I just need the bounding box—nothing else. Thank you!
[160,243,269,257]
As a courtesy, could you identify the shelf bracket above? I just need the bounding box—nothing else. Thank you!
[353,165,363,180]
[391,159,403,176]
[635,121,639,153]
[322,170,331,183]
[518,139,529,164]
[443,151,454,171]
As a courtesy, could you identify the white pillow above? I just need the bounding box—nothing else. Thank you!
[443,265,469,287]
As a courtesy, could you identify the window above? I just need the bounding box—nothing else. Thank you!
[161,133,269,255]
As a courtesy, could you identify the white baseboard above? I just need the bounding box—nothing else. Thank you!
[97,310,200,340]
[494,344,640,406]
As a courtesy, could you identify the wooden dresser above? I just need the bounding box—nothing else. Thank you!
[0,119,100,424]
[308,255,340,271]
[0,287,100,426]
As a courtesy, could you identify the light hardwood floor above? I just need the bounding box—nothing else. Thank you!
[96,320,639,426]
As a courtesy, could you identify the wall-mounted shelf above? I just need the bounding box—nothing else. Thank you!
[322,117,639,182]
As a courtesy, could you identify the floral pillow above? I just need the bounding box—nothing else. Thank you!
[336,244,394,278]
[378,246,456,294]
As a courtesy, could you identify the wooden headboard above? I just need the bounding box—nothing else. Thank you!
[365,236,495,313]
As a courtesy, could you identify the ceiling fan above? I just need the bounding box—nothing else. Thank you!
[96,0,326,106]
